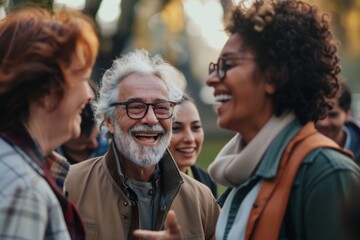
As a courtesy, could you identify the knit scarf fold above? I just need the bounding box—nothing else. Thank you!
[208,112,296,187]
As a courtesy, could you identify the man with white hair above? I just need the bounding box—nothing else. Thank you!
[65,49,219,240]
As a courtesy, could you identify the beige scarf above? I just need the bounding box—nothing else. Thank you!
[208,112,296,187]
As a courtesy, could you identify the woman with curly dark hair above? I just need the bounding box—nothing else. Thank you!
[205,0,360,239]
[134,0,360,240]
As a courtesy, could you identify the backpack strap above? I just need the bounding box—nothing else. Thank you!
[245,122,352,240]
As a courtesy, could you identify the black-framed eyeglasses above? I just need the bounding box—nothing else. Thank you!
[208,57,257,81]
[109,101,177,120]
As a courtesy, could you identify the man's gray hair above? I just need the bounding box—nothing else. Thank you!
[94,49,184,137]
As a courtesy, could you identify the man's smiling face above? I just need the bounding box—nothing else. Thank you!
[107,73,172,167]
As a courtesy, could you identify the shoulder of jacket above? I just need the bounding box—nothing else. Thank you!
[67,157,104,183]
[297,148,360,186]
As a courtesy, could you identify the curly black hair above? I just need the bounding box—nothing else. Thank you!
[226,0,340,124]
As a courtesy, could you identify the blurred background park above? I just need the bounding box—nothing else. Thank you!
[1,0,359,193]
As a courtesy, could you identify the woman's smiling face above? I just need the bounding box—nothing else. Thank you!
[49,52,94,143]
[169,100,204,173]
[206,33,275,141]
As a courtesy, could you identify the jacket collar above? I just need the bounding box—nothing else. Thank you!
[104,141,184,204]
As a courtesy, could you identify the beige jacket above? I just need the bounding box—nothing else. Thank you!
[65,145,220,240]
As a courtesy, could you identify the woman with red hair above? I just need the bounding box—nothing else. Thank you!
[0,6,99,239]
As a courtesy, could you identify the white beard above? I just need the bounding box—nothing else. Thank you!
[113,122,170,168]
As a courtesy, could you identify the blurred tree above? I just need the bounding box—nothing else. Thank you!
[2,0,359,65]
[1,0,359,95]
[315,0,360,55]
[83,0,141,82]
[220,0,360,55]
[2,0,358,129]
[12,0,53,11]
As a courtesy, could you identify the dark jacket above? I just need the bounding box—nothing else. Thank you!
[191,165,217,198]
[344,118,360,165]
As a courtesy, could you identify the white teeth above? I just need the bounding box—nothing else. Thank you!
[134,133,158,137]
[214,94,232,102]
[178,148,195,153]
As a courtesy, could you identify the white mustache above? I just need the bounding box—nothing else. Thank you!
[129,124,165,134]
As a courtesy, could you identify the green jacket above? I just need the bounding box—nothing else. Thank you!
[218,120,360,239]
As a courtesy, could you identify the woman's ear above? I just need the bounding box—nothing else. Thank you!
[38,94,54,111]
[105,116,115,134]
[264,69,276,95]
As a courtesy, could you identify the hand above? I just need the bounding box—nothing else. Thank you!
[133,210,182,240]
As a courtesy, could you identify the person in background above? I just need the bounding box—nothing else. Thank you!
[0,6,98,240]
[134,0,360,239]
[316,81,360,165]
[56,102,109,164]
[65,49,220,240]
[168,94,217,197]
